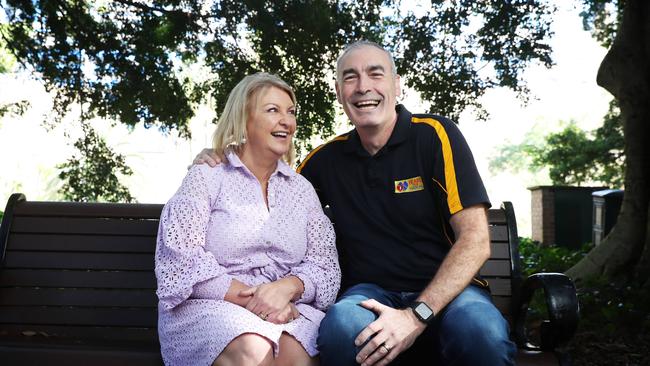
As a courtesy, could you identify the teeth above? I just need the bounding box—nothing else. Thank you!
[271,132,288,137]
[354,100,380,108]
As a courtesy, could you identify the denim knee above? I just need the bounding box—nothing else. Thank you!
[317,285,385,366]
[438,287,516,366]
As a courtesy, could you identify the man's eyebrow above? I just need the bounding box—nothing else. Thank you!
[367,65,385,73]
[342,68,359,76]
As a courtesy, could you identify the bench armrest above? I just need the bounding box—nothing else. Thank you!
[513,272,579,351]
[1,193,26,266]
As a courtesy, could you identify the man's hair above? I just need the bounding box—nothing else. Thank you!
[212,72,297,166]
[336,40,397,82]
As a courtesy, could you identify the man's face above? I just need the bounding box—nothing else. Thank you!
[335,45,401,130]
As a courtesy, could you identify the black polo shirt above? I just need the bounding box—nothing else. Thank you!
[297,105,490,292]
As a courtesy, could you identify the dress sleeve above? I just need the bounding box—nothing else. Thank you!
[155,166,232,310]
[290,188,341,311]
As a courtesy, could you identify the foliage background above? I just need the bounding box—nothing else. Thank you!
[0,1,613,234]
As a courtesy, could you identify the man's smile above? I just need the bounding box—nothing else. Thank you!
[353,99,381,110]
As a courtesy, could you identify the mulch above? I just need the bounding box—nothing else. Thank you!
[567,331,650,366]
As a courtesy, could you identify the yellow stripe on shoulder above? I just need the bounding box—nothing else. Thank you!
[296,134,349,173]
[411,117,463,214]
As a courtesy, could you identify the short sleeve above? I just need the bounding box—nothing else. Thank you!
[430,118,490,216]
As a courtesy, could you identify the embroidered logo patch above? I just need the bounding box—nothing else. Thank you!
[394,176,424,194]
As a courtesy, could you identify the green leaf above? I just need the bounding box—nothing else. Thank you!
[2,0,557,141]
[57,123,135,203]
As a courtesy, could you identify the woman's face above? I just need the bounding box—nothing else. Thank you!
[245,86,297,161]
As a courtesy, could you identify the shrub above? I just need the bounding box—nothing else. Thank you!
[518,237,591,276]
[578,276,650,334]
[518,237,650,339]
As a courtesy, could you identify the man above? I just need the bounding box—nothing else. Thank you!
[194,41,515,366]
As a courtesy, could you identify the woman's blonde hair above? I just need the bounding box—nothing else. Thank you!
[212,72,297,166]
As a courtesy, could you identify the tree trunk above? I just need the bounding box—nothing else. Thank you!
[565,0,650,284]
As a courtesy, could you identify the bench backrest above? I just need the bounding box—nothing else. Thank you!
[0,194,162,347]
[0,194,523,346]
[483,201,523,322]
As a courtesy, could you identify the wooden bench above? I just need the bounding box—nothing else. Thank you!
[0,193,579,365]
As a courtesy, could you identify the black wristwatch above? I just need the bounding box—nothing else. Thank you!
[410,301,435,323]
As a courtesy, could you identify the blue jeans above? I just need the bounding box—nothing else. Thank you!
[317,283,516,366]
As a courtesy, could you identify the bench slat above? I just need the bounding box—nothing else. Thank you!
[487,209,506,224]
[3,252,153,271]
[10,217,159,236]
[0,306,157,327]
[13,201,163,219]
[0,324,159,344]
[0,269,156,288]
[486,278,512,296]
[0,344,162,366]
[490,243,510,259]
[7,234,156,253]
[480,259,511,277]
[0,288,157,307]
[0,243,511,261]
[489,225,508,241]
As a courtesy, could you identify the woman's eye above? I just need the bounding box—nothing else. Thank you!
[267,107,277,112]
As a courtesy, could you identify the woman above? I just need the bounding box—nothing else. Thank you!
[155,72,341,366]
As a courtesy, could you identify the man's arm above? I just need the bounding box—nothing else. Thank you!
[414,204,490,317]
[354,204,490,366]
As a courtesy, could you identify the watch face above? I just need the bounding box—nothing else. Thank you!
[415,302,434,320]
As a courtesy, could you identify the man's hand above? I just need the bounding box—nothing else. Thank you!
[354,299,426,366]
[190,148,221,168]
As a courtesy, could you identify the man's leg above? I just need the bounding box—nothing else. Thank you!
[436,286,516,366]
[317,283,397,366]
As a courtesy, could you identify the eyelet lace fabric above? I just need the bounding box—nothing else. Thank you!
[155,152,340,366]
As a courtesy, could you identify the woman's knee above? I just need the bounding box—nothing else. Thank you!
[275,334,318,366]
[215,334,273,366]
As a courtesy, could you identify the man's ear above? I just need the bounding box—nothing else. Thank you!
[335,81,342,104]
[395,74,402,100]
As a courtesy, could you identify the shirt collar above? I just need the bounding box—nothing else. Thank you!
[225,149,296,178]
[343,104,412,156]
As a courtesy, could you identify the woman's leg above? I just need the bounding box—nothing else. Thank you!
[274,333,318,366]
[213,333,274,366]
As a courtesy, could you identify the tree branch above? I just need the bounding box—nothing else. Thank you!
[110,0,178,15]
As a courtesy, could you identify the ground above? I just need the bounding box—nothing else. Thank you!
[568,331,650,366]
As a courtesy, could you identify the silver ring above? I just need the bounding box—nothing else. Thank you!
[382,344,391,353]
[260,313,267,320]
